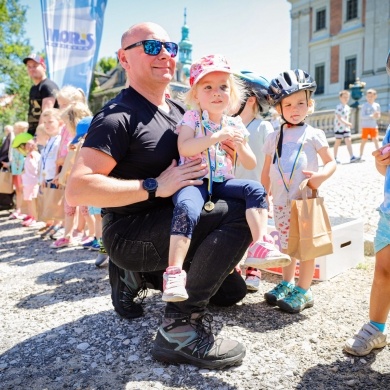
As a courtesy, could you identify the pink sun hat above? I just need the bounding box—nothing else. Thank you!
[189,54,233,86]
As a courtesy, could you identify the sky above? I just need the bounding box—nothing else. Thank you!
[19,0,292,81]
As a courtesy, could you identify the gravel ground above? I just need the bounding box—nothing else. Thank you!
[1,142,390,390]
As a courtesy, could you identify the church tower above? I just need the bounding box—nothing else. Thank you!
[176,8,192,84]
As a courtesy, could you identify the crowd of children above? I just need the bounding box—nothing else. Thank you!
[1,85,108,267]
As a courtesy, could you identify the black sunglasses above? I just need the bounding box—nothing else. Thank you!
[123,39,178,58]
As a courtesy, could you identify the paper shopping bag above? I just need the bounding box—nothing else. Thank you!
[58,138,84,186]
[0,168,13,194]
[37,185,65,221]
[287,179,333,261]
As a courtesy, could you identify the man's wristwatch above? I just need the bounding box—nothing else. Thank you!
[142,178,158,200]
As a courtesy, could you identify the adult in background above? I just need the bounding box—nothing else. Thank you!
[23,53,59,136]
[66,22,252,369]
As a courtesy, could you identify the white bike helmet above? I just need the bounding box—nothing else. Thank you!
[269,69,317,105]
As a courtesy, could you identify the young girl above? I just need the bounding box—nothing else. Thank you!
[162,54,290,302]
[39,108,63,237]
[262,69,337,313]
[233,71,274,292]
[50,103,94,248]
[9,121,29,220]
[19,137,41,227]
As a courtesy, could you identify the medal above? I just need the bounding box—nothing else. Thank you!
[204,201,215,212]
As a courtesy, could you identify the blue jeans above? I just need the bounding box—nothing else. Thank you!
[172,179,267,238]
[102,198,252,317]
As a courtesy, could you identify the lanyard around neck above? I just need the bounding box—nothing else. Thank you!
[42,135,58,171]
[275,130,306,193]
[201,112,219,200]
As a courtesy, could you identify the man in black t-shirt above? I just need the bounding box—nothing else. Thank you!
[66,22,252,370]
[23,53,59,136]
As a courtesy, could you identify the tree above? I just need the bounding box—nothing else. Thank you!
[95,56,117,74]
[89,56,118,95]
[0,0,32,128]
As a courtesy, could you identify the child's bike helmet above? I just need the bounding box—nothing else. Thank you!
[268,69,317,105]
[233,71,271,116]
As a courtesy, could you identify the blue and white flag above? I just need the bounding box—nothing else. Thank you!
[41,0,108,98]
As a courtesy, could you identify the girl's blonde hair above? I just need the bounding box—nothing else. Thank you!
[184,74,246,114]
[13,121,29,133]
[56,85,86,105]
[60,102,92,135]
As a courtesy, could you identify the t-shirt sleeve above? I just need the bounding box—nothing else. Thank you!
[83,108,131,163]
[311,127,329,150]
[176,110,198,136]
[263,131,277,156]
[40,80,58,99]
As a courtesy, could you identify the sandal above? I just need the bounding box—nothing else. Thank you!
[40,224,54,238]
[48,225,62,240]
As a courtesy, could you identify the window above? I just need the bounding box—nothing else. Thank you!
[315,65,325,94]
[316,9,326,31]
[344,57,356,89]
[346,0,358,21]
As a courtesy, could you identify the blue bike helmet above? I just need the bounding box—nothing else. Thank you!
[234,71,272,116]
[268,69,317,105]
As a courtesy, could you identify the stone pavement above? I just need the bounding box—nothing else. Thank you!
[320,141,384,255]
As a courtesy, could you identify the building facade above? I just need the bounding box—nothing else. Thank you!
[288,0,390,115]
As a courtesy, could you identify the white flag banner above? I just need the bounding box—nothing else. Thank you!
[41,0,108,98]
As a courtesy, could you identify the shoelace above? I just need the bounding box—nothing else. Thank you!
[188,313,214,356]
[120,278,148,309]
[166,272,186,289]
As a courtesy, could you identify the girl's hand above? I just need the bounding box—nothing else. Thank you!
[372,145,390,166]
[220,139,235,164]
[302,170,323,190]
[217,125,236,142]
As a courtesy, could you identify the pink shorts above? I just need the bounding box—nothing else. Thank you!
[23,184,39,201]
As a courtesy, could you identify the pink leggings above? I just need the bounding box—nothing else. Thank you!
[64,199,89,217]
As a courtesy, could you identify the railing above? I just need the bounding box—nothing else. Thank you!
[306,109,389,138]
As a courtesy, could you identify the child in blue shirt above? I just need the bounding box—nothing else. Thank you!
[344,51,390,356]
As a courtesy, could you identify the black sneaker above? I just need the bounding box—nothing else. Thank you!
[108,260,146,319]
[95,243,109,267]
[151,312,246,369]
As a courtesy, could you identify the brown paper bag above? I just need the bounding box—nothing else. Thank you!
[58,139,84,186]
[37,185,65,221]
[0,169,13,194]
[287,179,333,261]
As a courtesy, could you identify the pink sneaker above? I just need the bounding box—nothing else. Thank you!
[22,216,34,226]
[23,217,37,227]
[162,266,189,302]
[50,237,72,249]
[244,234,291,269]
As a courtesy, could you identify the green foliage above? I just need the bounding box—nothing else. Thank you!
[96,56,117,74]
[89,56,117,95]
[0,0,33,128]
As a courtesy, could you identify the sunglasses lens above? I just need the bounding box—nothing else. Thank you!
[165,42,178,58]
[144,40,162,55]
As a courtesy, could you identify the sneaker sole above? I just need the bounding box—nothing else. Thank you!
[244,255,291,269]
[343,341,388,357]
[264,293,279,306]
[161,292,189,302]
[277,299,314,314]
[151,346,245,369]
[245,283,260,292]
[95,255,109,267]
